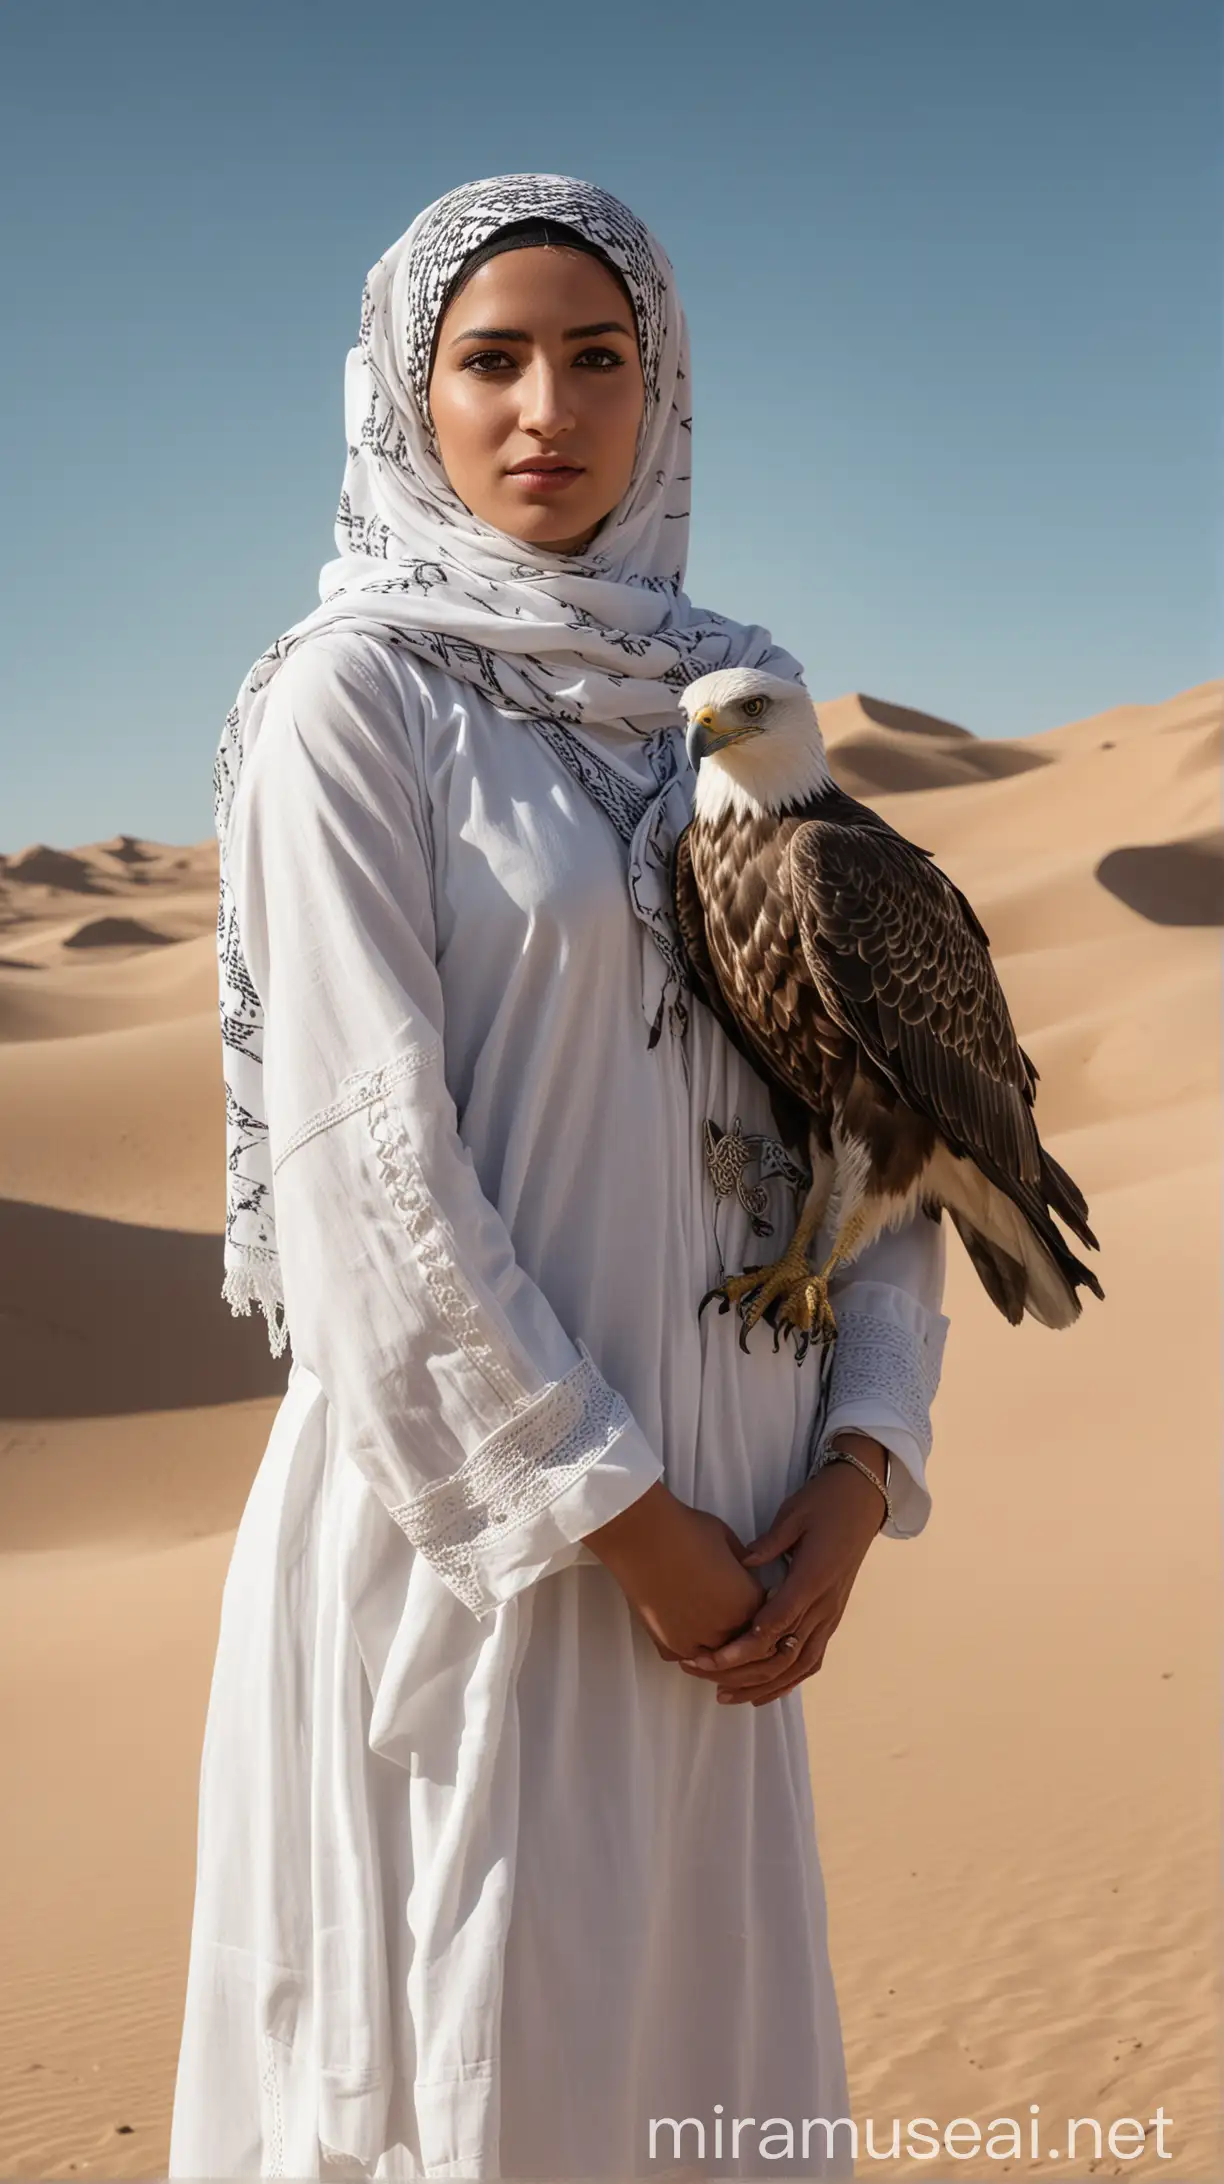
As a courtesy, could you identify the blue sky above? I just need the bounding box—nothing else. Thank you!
[0,0,1219,849]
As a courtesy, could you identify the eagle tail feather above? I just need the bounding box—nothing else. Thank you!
[946,1212,1028,1324]
[927,1144,1105,1330]
[1038,1145,1099,1251]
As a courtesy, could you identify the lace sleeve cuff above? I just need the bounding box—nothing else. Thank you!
[818,1278,951,1540]
[386,1341,663,1616]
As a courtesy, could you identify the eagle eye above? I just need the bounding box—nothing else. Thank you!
[742,695,766,719]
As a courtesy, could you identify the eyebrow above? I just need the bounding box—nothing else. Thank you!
[448,320,634,346]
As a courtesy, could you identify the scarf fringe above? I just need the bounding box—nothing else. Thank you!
[222,1252,291,1360]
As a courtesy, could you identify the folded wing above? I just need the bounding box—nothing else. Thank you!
[787,821,1102,1277]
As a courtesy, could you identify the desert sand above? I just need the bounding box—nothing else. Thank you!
[1,683,1219,2180]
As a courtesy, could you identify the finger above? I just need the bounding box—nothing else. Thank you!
[677,1598,821,1677]
[719,1630,829,1705]
[685,1598,823,1688]
[704,1616,826,1695]
[748,1661,824,1704]
[740,1505,804,1566]
[717,1519,751,1561]
[681,1606,795,1674]
[751,1639,828,1703]
[680,1633,777,1674]
[677,1579,785,1672]
[716,1563,830,1659]
[690,1563,831,1670]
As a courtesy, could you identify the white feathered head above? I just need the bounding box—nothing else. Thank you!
[679,668,833,817]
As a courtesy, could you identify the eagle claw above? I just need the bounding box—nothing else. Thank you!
[699,1255,839,1360]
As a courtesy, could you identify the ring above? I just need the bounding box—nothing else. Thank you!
[777,1633,801,1653]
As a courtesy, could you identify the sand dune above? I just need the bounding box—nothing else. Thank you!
[1,681,1219,2179]
[817,693,1055,795]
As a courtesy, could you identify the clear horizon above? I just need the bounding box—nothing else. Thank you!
[1,0,1220,851]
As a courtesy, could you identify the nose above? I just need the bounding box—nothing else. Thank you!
[519,356,575,440]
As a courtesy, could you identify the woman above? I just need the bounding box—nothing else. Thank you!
[169,173,950,2182]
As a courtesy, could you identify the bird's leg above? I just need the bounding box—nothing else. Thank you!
[794,1202,875,1345]
[700,1171,835,1357]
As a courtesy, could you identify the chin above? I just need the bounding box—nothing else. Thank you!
[520,518,604,555]
[487,492,616,558]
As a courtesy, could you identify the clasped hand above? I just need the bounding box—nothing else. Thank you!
[584,1437,889,1707]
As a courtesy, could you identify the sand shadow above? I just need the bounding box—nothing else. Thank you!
[62,916,177,949]
[0,1198,290,1419]
[858,696,1052,777]
[1095,831,1224,927]
[0,846,112,892]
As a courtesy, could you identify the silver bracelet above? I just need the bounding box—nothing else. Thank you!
[813,1441,893,1529]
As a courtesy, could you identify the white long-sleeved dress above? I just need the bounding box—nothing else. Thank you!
[168,630,950,2183]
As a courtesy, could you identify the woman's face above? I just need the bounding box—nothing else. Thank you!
[427,246,645,556]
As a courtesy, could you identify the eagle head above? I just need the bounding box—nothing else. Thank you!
[679,669,834,819]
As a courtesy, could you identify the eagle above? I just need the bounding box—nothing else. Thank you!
[673,667,1104,1357]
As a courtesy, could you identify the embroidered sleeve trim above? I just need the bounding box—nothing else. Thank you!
[822,1303,947,1463]
[259,2034,286,2179]
[272,1044,532,1412]
[386,1342,632,1615]
[360,1054,530,1411]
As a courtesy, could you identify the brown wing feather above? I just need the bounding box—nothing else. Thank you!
[672,821,811,1153]
[787,821,1044,1193]
[672,822,752,1057]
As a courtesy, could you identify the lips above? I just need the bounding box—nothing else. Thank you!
[506,457,584,490]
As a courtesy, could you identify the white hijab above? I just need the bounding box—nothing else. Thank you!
[216,172,805,1353]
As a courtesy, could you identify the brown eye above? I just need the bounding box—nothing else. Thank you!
[742,696,766,719]
[461,349,515,373]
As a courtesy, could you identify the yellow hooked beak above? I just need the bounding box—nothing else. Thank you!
[685,704,763,769]
[685,706,721,767]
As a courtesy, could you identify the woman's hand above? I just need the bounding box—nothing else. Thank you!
[583,1481,766,1662]
[678,1433,890,1705]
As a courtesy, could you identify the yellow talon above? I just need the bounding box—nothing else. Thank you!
[700,1249,839,1358]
